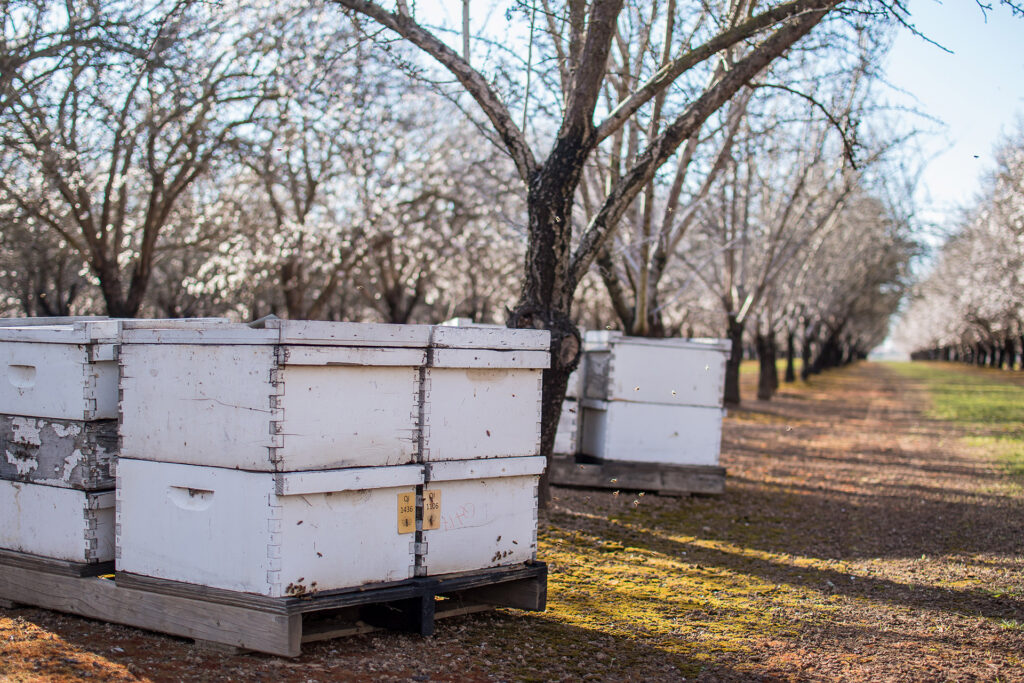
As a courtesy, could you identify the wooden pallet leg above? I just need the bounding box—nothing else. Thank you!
[360,594,436,636]
[452,574,547,611]
[416,594,436,636]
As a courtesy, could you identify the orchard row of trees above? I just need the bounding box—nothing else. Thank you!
[0,1,526,325]
[897,125,1024,369]
[1,0,925,486]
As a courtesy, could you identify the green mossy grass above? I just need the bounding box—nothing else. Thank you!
[886,362,1024,477]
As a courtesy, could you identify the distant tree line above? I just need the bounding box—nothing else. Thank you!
[896,125,1024,370]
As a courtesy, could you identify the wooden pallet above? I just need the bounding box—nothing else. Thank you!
[550,453,726,496]
[0,550,546,657]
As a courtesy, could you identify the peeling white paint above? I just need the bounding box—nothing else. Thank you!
[51,422,82,438]
[62,449,85,481]
[5,449,38,475]
[10,417,42,446]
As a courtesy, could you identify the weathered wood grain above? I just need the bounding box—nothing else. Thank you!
[0,548,113,577]
[0,415,117,489]
[0,563,302,656]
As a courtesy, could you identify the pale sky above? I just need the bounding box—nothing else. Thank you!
[884,0,1024,230]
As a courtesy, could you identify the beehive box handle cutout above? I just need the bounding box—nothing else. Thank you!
[8,365,36,388]
[168,486,215,511]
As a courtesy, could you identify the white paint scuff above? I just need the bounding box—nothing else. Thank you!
[62,449,85,481]
[10,417,42,446]
[52,422,82,438]
[5,449,38,475]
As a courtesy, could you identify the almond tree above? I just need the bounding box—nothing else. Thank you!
[0,0,281,316]
[898,126,1024,366]
[332,0,865,497]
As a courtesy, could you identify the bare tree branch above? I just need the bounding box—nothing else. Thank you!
[330,0,538,182]
[571,4,834,284]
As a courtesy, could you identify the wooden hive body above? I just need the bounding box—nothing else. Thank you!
[0,480,114,563]
[116,459,424,597]
[0,415,117,489]
[582,332,730,408]
[0,323,119,421]
[579,400,725,466]
[571,332,730,466]
[422,326,547,461]
[118,322,430,471]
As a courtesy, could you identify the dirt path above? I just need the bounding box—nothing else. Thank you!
[1,362,1022,681]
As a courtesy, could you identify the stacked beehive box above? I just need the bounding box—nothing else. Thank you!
[576,331,731,466]
[551,331,730,495]
[115,320,549,597]
[0,319,120,569]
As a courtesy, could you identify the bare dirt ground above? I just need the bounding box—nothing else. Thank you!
[2,362,1022,682]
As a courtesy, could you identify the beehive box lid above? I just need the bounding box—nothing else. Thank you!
[120,319,434,347]
[426,455,547,483]
[0,317,234,345]
[0,320,120,345]
[430,325,550,351]
[583,330,730,354]
[271,320,433,347]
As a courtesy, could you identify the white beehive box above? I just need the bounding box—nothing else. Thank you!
[582,332,730,408]
[0,415,117,490]
[0,321,120,420]
[118,321,431,471]
[116,458,424,597]
[0,480,114,563]
[553,400,579,455]
[420,456,543,576]
[422,326,548,461]
[579,400,725,466]
[119,322,549,470]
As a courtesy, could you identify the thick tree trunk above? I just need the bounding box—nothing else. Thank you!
[756,332,776,401]
[507,162,584,508]
[801,321,814,380]
[769,334,779,393]
[723,313,744,405]
[784,331,796,383]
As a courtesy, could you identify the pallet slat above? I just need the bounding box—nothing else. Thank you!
[0,557,545,656]
[550,454,725,496]
[0,563,302,656]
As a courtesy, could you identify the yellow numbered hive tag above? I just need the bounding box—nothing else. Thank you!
[397,490,416,534]
[422,489,441,530]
